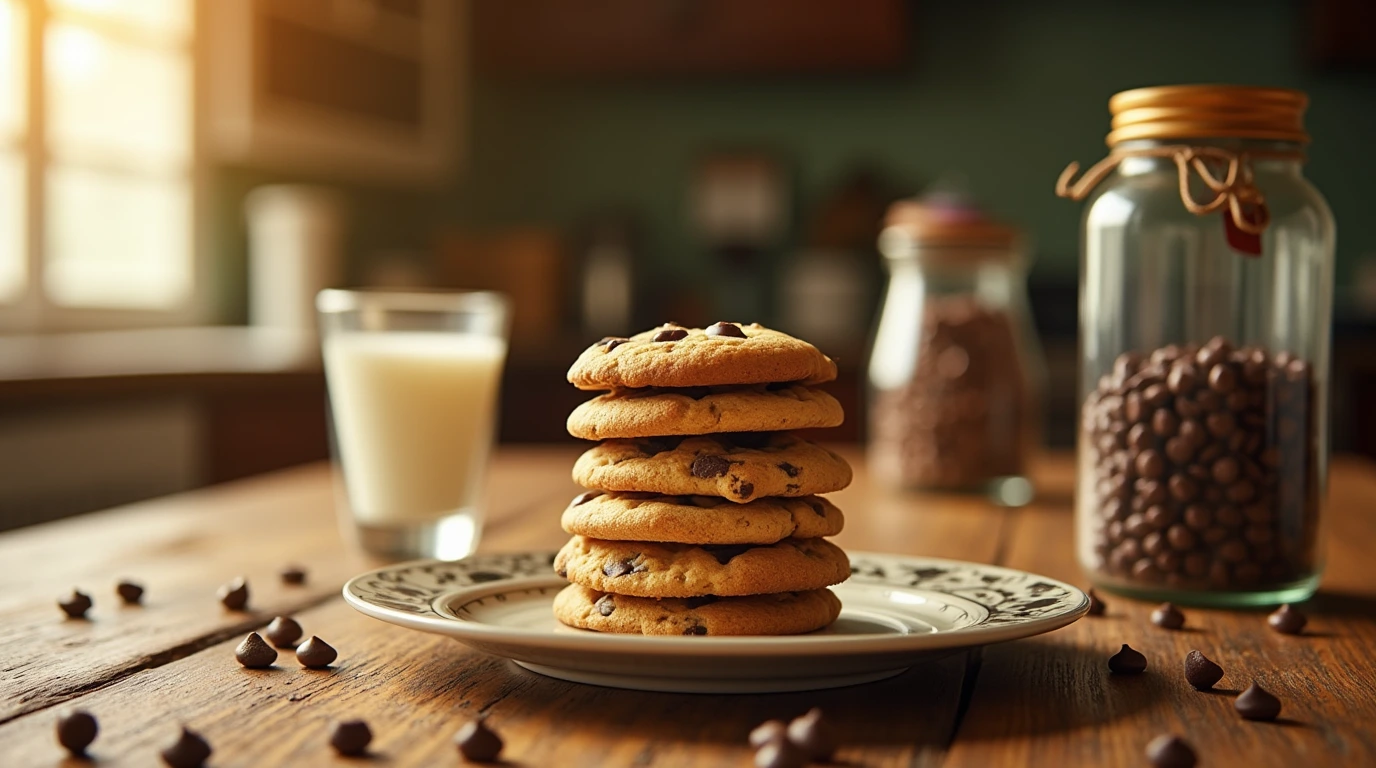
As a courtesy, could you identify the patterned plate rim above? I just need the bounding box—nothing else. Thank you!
[343,550,1089,653]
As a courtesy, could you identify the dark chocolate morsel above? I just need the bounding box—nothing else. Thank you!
[160,727,212,768]
[59,589,93,619]
[1235,682,1282,720]
[754,738,808,768]
[234,632,277,668]
[280,565,307,585]
[329,720,373,757]
[265,616,304,648]
[571,491,603,506]
[56,710,98,756]
[738,482,755,499]
[1145,734,1197,768]
[1267,603,1307,635]
[683,624,708,635]
[598,336,628,351]
[778,462,800,478]
[1183,650,1224,690]
[602,558,642,578]
[706,321,747,338]
[455,719,504,763]
[786,708,837,762]
[217,577,249,611]
[595,594,615,616]
[749,720,788,749]
[683,595,720,609]
[1151,602,1186,630]
[116,580,144,605]
[1108,644,1147,674]
[653,328,688,342]
[1086,589,1106,616]
[296,636,338,669]
[692,455,732,478]
[702,544,753,565]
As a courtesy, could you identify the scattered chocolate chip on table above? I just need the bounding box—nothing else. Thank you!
[116,580,144,605]
[1108,644,1148,674]
[455,719,503,763]
[234,632,277,669]
[55,710,98,757]
[295,636,338,669]
[330,720,373,757]
[265,615,304,648]
[217,577,250,611]
[1182,650,1224,691]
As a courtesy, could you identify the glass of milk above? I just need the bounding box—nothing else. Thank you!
[317,289,509,560]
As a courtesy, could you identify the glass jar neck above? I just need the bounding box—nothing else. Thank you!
[1115,138,1305,177]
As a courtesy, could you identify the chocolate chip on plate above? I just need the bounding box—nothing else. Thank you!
[652,328,688,342]
[706,321,746,338]
[59,589,93,619]
[1151,602,1186,630]
[749,719,787,748]
[160,726,212,768]
[787,708,837,762]
[598,336,628,351]
[1086,589,1106,616]
[691,455,731,478]
[265,616,304,648]
[56,710,98,756]
[217,577,249,611]
[234,632,277,668]
[1235,682,1283,721]
[754,738,808,768]
[455,718,503,763]
[116,580,144,605]
[1267,603,1307,635]
[280,565,307,585]
[330,720,373,757]
[1183,650,1224,690]
[1145,734,1197,768]
[1108,644,1147,674]
[296,636,338,669]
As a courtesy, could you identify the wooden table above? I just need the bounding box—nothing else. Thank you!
[1,449,1373,767]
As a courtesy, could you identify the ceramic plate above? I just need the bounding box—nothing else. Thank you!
[343,551,1088,693]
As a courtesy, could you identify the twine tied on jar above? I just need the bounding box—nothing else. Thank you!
[1055,145,1303,235]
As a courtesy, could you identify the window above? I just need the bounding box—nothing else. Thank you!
[0,0,197,330]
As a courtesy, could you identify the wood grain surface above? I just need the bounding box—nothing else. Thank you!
[0,448,1373,767]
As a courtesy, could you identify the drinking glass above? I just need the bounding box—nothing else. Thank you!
[317,289,509,560]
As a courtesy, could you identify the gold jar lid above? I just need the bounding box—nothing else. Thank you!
[1106,85,1309,146]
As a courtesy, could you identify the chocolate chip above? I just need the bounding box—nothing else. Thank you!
[265,616,304,648]
[235,632,277,668]
[1235,682,1282,720]
[56,710,98,756]
[1151,602,1185,630]
[692,455,731,478]
[280,565,307,585]
[706,321,746,338]
[329,720,373,756]
[755,738,808,768]
[737,482,755,499]
[595,595,615,616]
[1108,644,1147,674]
[602,558,642,577]
[59,589,92,619]
[1183,650,1223,690]
[786,708,837,762]
[683,625,708,635]
[1086,589,1106,616]
[217,577,249,611]
[777,462,801,478]
[1146,734,1197,768]
[116,580,144,605]
[684,595,719,609]
[807,500,826,517]
[296,636,338,669]
[598,336,628,351]
[454,719,503,763]
[749,720,788,748]
[652,328,688,342]
[1267,603,1307,635]
[571,490,603,506]
[702,544,753,565]
[160,727,212,768]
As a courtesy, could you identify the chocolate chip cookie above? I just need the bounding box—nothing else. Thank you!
[553,584,842,636]
[553,535,851,598]
[566,383,843,440]
[568,323,838,391]
[562,491,844,545]
[571,433,852,502]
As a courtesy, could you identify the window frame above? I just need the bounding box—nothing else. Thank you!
[0,0,209,332]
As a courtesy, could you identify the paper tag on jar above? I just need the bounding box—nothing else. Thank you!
[1224,205,1265,257]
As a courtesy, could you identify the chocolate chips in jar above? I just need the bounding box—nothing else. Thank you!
[870,295,1035,490]
[1084,336,1319,592]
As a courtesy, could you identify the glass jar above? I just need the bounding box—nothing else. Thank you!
[1059,85,1334,606]
[868,195,1045,504]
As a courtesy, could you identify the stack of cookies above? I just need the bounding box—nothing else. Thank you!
[552,322,854,636]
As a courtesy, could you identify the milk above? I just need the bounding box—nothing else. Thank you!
[323,332,507,527]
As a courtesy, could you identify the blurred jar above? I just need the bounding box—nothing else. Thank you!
[1058,85,1334,606]
[868,195,1045,504]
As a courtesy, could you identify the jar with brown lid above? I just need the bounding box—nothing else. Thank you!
[868,194,1045,504]
[1058,85,1334,606]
